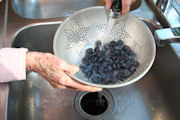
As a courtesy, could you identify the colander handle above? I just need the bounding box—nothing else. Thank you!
[111,0,122,12]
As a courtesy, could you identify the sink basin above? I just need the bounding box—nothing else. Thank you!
[12,0,103,19]
[7,19,180,120]
[12,0,141,19]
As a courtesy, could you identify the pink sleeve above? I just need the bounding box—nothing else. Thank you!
[0,48,28,83]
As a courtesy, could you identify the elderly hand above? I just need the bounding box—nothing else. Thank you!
[105,0,136,15]
[26,52,102,92]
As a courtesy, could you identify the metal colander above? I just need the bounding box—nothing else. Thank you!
[53,6,156,88]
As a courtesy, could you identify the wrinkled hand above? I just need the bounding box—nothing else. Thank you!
[105,0,136,15]
[26,52,102,92]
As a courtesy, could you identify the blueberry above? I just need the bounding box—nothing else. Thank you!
[114,60,119,64]
[117,40,124,46]
[110,41,116,47]
[121,50,126,55]
[109,59,113,64]
[106,72,112,79]
[105,57,111,62]
[114,50,119,56]
[123,45,129,50]
[86,48,93,54]
[80,63,86,69]
[87,71,92,78]
[126,60,131,68]
[103,77,111,84]
[94,46,100,52]
[115,46,119,50]
[130,66,136,73]
[92,52,96,56]
[82,57,89,64]
[105,50,110,57]
[91,73,97,79]
[113,64,117,69]
[92,69,97,74]
[83,68,89,73]
[135,61,140,67]
[94,62,99,67]
[87,64,93,71]
[112,56,117,60]
[118,73,123,80]
[100,50,105,56]
[128,55,135,60]
[102,62,108,68]
[123,69,131,78]
[92,57,97,62]
[91,74,101,83]
[104,44,110,50]
[95,41,102,47]
[98,57,104,62]
[111,78,119,84]
[129,51,136,56]
[107,65,112,71]
[122,63,128,69]
[119,59,125,64]
[98,67,104,74]
[104,68,108,72]
[117,64,121,68]
[110,48,115,53]
[115,45,122,50]
[112,70,119,78]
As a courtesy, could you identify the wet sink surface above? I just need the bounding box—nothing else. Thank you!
[12,0,141,19]
[12,0,103,19]
[8,21,180,120]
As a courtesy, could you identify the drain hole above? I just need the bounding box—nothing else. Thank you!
[80,92,108,115]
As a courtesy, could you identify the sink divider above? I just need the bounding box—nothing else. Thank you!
[0,83,9,120]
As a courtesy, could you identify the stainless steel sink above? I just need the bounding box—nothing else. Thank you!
[7,19,180,120]
[12,0,103,19]
[0,0,179,119]
[12,0,141,19]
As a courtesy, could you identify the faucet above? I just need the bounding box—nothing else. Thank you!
[109,0,122,18]
[147,0,180,45]
[155,27,180,44]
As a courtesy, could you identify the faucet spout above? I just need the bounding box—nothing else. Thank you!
[109,0,122,18]
[155,27,180,44]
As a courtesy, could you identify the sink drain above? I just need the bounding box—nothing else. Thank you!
[74,90,115,120]
[81,92,108,115]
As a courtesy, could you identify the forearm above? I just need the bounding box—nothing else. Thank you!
[0,48,27,83]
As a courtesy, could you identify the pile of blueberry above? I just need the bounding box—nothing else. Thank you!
[80,40,139,84]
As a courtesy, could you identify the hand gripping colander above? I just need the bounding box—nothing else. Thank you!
[53,6,156,88]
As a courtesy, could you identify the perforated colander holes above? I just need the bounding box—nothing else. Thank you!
[97,23,107,34]
[132,40,143,54]
[64,26,90,50]
[111,24,130,40]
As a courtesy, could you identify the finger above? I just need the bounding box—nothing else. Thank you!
[40,72,67,89]
[132,0,136,3]
[47,79,67,89]
[49,80,67,89]
[63,63,79,75]
[60,72,102,92]
[121,0,131,15]
[106,0,113,10]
